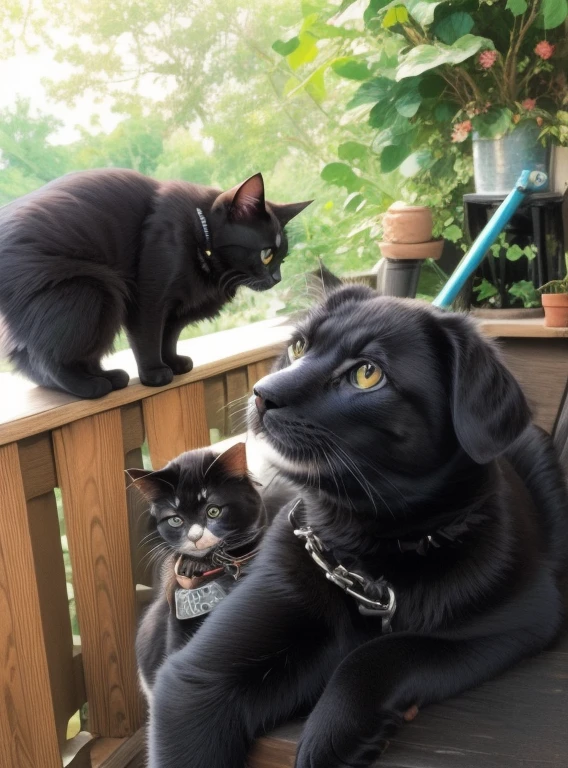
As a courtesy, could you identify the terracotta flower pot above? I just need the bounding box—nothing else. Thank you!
[378,239,444,261]
[541,293,568,327]
[382,202,433,244]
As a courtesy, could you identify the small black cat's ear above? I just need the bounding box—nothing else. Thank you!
[228,173,267,222]
[125,467,176,501]
[270,199,313,227]
[216,442,248,479]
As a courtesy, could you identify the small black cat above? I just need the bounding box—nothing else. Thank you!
[0,169,310,398]
[128,442,267,701]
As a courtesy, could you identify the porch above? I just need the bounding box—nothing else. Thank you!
[1,315,567,768]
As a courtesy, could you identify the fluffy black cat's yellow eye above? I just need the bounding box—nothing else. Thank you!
[206,506,221,519]
[351,363,383,390]
[167,516,184,527]
[288,338,306,363]
[260,248,273,265]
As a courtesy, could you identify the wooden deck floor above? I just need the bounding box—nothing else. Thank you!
[249,627,568,768]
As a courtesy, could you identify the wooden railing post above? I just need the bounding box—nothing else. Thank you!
[53,409,142,738]
[0,443,61,768]
[143,381,210,467]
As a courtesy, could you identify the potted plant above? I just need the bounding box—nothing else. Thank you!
[352,0,567,194]
[538,255,568,327]
[470,233,542,316]
[539,107,568,194]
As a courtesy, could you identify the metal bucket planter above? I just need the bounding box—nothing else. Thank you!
[473,123,550,194]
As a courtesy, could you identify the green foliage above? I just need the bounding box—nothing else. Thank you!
[396,36,494,81]
[508,280,540,307]
[473,278,499,301]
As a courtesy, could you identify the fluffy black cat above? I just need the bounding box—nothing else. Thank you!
[129,442,268,701]
[148,285,568,768]
[0,169,310,398]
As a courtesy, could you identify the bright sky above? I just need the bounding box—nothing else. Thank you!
[0,42,122,144]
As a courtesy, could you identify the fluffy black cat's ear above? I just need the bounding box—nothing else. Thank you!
[270,199,313,226]
[125,467,176,500]
[216,442,248,479]
[228,173,267,221]
[441,314,531,464]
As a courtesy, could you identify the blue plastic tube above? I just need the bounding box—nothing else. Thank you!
[432,170,548,309]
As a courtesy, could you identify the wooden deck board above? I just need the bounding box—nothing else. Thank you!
[251,631,568,768]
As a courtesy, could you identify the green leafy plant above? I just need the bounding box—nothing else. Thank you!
[538,255,568,293]
[472,233,541,308]
[272,1,567,249]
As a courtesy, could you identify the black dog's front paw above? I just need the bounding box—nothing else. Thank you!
[139,365,174,387]
[295,709,399,768]
[295,733,389,768]
[165,354,193,375]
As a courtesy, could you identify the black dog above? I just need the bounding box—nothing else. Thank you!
[148,286,568,768]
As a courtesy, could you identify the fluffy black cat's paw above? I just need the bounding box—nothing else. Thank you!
[165,355,194,375]
[102,368,130,390]
[139,366,174,387]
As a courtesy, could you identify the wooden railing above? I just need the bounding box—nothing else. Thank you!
[0,315,566,768]
[0,317,290,768]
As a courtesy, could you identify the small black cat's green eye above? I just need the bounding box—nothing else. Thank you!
[260,248,273,265]
[288,338,306,363]
[350,363,383,390]
[207,506,221,519]
[167,516,184,528]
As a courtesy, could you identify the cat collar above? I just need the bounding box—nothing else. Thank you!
[288,500,396,633]
[195,207,212,271]
[172,545,259,621]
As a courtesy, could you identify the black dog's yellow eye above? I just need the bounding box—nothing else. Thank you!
[206,506,221,519]
[260,248,273,265]
[288,338,306,362]
[351,363,383,390]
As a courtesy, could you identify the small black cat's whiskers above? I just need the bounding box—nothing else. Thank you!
[141,540,170,571]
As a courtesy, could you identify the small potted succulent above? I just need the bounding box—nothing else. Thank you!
[538,271,568,327]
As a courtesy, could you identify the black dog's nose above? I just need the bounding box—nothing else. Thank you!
[254,387,281,416]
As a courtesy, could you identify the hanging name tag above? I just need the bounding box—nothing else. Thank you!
[175,581,229,620]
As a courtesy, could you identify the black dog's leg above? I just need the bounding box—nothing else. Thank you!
[148,574,343,768]
[295,602,561,768]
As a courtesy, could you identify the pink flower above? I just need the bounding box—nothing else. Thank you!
[478,49,498,69]
[451,120,473,143]
[522,98,536,110]
[473,101,491,115]
[535,40,555,60]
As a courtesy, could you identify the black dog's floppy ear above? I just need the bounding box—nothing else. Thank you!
[441,314,530,464]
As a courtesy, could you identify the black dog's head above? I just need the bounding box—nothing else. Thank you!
[250,286,530,518]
